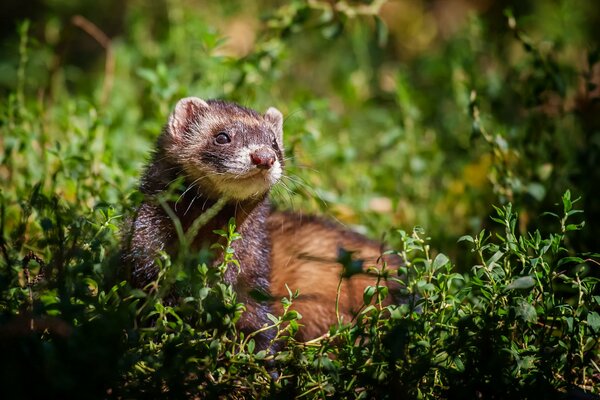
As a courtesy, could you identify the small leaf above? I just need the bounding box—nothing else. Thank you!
[377,285,389,301]
[363,286,376,305]
[562,190,572,213]
[565,221,585,231]
[587,312,600,333]
[557,257,584,267]
[282,310,301,321]
[541,211,559,218]
[566,209,584,217]
[416,281,435,292]
[486,251,503,267]
[514,299,537,323]
[565,317,574,333]
[458,235,474,243]
[505,276,535,291]
[454,357,465,372]
[198,287,210,300]
[266,313,279,324]
[389,305,403,320]
[361,305,377,315]
[526,182,546,201]
[432,253,450,270]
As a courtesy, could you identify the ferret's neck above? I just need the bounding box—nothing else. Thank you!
[143,155,268,229]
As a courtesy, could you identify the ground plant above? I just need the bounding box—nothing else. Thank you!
[0,0,599,398]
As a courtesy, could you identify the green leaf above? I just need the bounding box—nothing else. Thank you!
[282,310,302,321]
[565,317,574,333]
[458,235,474,243]
[361,305,377,315]
[565,221,585,231]
[198,287,210,300]
[567,209,584,217]
[377,285,389,301]
[416,280,435,292]
[363,286,376,305]
[526,182,546,201]
[587,312,600,333]
[267,313,279,324]
[557,257,584,267]
[389,305,403,320]
[562,190,572,213]
[486,251,503,267]
[454,357,465,372]
[432,253,450,270]
[505,276,535,291]
[541,211,559,218]
[514,299,537,323]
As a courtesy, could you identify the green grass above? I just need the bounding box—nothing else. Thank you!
[0,0,599,398]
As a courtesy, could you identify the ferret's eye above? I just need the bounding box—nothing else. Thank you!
[215,132,231,145]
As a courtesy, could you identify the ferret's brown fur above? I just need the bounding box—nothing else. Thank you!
[268,212,401,341]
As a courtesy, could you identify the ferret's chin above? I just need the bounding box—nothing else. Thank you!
[218,173,276,200]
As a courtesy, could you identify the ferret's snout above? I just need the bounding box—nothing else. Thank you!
[250,148,276,169]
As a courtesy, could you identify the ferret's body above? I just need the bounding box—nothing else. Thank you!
[124,98,401,345]
[268,211,400,341]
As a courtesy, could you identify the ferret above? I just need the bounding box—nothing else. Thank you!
[123,97,284,349]
[123,97,402,346]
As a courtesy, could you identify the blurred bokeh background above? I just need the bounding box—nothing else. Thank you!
[1,0,599,262]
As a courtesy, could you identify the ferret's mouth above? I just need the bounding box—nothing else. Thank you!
[205,163,281,200]
[229,168,271,182]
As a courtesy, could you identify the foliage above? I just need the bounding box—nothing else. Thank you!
[0,0,599,398]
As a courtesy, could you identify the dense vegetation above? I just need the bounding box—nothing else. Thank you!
[1,0,599,398]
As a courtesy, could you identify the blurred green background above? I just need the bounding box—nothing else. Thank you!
[1,0,599,260]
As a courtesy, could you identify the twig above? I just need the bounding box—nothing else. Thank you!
[22,251,46,331]
[584,258,600,267]
[71,15,114,107]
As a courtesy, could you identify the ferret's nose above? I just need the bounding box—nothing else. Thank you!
[250,148,276,169]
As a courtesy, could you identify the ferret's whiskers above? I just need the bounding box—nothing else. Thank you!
[184,193,199,216]
[174,176,203,211]
[272,180,297,210]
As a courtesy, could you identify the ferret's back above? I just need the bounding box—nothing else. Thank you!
[268,211,401,340]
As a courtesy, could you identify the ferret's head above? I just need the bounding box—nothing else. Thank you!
[161,97,284,200]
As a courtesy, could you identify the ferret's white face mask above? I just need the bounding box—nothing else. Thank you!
[165,97,285,201]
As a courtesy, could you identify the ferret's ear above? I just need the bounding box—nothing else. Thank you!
[168,97,209,138]
[264,107,284,142]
